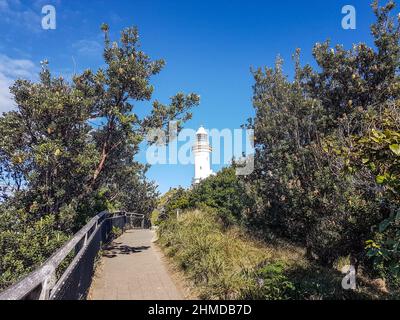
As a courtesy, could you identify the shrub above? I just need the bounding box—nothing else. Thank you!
[0,213,69,290]
[110,226,123,241]
[160,168,254,227]
[241,261,295,300]
[188,167,254,225]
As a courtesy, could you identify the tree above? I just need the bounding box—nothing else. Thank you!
[74,24,200,195]
[246,0,400,270]
[0,64,98,230]
[189,167,254,225]
[348,101,400,286]
[0,23,199,226]
[160,167,254,226]
[114,164,159,222]
[0,24,199,288]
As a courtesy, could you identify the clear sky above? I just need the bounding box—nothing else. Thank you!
[0,0,384,193]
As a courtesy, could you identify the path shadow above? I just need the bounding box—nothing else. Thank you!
[103,242,151,258]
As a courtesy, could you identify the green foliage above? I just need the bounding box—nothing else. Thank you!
[158,210,385,300]
[112,165,159,225]
[241,261,295,300]
[349,103,400,288]
[150,209,160,226]
[159,167,253,226]
[0,211,69,290]
[164,187,191,217]
[243,1,400,282]
[110,226,123,241]
[189,167,254,225]
[0,24,196,290]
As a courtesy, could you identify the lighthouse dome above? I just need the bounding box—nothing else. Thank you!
[196,126,207,135]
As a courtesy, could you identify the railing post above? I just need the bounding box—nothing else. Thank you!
[39,266,56,300]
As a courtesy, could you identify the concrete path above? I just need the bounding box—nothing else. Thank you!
[89,229,184,300]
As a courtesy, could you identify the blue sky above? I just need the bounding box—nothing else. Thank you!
[0,0,385,193]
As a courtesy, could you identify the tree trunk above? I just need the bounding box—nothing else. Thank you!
[92,143,108,185]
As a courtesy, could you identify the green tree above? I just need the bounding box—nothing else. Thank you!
[246,0,400,269]
[74,24,199,195]
[114,164,159,222]
[0,24,199,288]
[0,63,98,230]
[347,102,400,286]
[189,167,254,225]
[160,167,254,226]
[164,187,191,218]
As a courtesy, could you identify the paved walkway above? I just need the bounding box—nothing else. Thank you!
[89,229,184,300]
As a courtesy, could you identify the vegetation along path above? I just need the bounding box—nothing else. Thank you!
[89,229,184,300]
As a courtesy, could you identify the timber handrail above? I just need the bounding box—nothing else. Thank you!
[0,210,130,300]
[126,212,145,229]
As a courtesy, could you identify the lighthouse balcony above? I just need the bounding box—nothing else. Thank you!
[192,145,212,152]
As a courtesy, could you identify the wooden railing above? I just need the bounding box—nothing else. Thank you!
[0,211,145,300]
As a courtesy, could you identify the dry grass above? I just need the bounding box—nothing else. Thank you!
[157,210,304,299]
[157,209,392,300]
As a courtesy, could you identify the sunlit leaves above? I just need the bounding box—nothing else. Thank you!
[389,144,400,156]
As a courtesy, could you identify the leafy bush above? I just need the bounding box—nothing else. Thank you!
[347,103,400,289]
[110,226,123,241]
[159,167,254,226]
[241,261,295,300]
[189,167,254,225]
[0,212,69,290]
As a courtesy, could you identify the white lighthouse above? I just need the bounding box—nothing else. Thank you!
[192,126,213,184]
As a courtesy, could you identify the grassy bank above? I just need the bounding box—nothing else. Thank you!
[157,210,392,300]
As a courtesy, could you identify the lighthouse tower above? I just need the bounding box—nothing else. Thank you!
[192,126,213,184]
